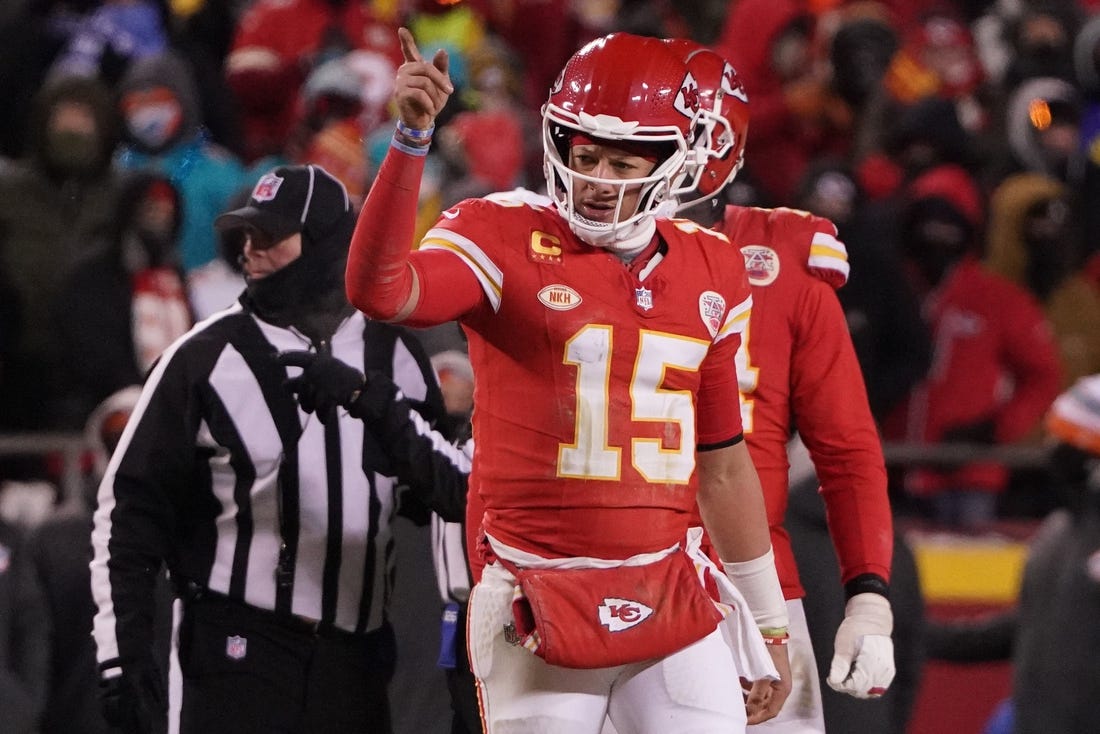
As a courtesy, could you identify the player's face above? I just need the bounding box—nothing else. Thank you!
[567,143,658,224]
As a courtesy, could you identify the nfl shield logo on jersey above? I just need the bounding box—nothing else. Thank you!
[635,286,653,311]
[225,635,248,661]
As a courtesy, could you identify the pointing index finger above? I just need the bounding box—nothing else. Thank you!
[398,27,422,63]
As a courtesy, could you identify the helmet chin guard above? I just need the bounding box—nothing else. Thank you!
[541,34,699,251]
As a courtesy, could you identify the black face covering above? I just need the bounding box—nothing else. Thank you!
[1023,197,1073,300]
[135,228,177,267]
[902,199,973,287]
[243,218,355,344]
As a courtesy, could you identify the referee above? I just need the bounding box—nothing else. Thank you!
[90,164,459,733]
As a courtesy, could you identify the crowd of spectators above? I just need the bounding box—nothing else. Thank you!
[0,0,1099,731]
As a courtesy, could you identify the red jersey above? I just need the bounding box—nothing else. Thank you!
[416,197,752,562]
[714,206,893,599]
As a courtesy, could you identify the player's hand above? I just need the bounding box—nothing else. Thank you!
[278,347,365,425]
[744,642,792,724]
[827,592,895,698]
[395,26,452,130]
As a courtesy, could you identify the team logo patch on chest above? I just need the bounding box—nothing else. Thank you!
[741,245,780,286]
[699,291,726,338]
[599,598,654,632]
[538,284,582,311]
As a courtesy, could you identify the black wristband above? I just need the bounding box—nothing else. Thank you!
[844,573,890,600]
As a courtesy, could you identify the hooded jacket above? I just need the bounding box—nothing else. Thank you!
[984,173,1100,386]
[116,51,248,272]
[0,73,122,429]
[55,171,193,424]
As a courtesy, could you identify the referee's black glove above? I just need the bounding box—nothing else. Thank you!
[277,350,398,425]
[98,658,165,733]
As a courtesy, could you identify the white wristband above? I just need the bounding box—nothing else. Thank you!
[722,547,789,630]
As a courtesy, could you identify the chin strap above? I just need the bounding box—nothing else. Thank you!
[571,212,658,255]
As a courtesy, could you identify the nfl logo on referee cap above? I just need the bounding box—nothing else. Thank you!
[226,635,248,661]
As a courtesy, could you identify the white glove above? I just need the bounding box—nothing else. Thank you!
[827,592,895,699]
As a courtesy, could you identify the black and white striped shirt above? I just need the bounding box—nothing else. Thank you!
[91,302,445,670]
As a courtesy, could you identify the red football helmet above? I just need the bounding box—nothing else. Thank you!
[543,33,698,250]
[663,39,750,212]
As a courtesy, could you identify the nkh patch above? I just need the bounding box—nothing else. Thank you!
[598,598,654,632]
[740,245,779,286]
[538,284,582,311]
[225,634,248,661]
[698,290,726,338]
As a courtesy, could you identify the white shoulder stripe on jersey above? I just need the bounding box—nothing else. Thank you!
[809,231,850,283]
[421,227,504,312]
[716,293,753,344]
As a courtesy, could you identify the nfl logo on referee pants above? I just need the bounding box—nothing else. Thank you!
[226,635,248,661]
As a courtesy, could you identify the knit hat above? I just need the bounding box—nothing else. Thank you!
[1046,374,1100,456]
[215,164,350,243]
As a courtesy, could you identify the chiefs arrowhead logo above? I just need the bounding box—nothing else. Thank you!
[598,598,654,632]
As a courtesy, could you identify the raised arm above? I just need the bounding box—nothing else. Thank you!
[346,28,453,321]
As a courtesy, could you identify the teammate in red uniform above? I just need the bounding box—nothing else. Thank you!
[671,41,896,732]
[348,28,791,734]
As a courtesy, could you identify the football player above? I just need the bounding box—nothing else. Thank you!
[347,28,792,734]
[671,40,896,733]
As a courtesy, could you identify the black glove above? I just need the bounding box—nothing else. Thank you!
[99,658,165,734]
[277,348,366,424]
[354,369,401,423]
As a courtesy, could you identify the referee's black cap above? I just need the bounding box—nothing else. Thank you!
[215,164,350,244]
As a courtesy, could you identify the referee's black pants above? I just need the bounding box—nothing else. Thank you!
[177,595,395,733]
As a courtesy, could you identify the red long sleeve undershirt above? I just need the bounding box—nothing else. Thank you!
[346,146,425,321]
[347,145,484,325]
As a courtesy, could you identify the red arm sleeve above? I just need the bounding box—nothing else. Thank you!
[348,146,486,325]
[790,281,893,584]
[346,146,425,320]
